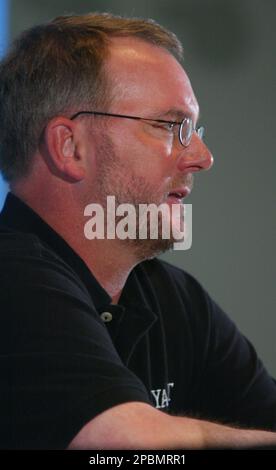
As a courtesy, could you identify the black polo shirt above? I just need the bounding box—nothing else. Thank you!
[1,192,276,449]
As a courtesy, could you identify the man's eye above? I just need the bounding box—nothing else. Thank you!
[165,123,175,131]
[152,122,175,132]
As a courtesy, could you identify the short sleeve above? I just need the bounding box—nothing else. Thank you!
[0,243,151,449]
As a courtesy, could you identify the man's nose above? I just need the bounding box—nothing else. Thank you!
[176,133,214,173]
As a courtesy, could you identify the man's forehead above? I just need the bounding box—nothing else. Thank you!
[106,37,199,119]
[107,36,184,77]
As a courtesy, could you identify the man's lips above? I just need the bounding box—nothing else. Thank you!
[167,186,191,202]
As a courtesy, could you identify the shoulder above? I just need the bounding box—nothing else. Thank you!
[0,226,87,292]
[0,225,68,266]
[0,225,60,268]
[0,227,95,331]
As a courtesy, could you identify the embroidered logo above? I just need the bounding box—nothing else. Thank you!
[150,382,174,409]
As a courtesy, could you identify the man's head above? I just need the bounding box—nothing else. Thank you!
[0,12,213,260]
[0,12,182,182]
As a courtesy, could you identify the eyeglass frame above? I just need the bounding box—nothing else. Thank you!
[70,110,205,147]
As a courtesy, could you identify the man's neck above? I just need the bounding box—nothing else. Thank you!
[11,187,140,304]
[43,210,139,303]
[70,237,138,304]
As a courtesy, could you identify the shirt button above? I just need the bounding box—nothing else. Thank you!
[101,311,113,323]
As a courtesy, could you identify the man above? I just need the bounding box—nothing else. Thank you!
[0,13,275,450]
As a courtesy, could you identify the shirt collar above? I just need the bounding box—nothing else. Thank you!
[0,192,111,309]
[0,192,157,321]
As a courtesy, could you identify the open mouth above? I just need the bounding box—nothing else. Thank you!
[169,192,185,199]
[167,188,190,201]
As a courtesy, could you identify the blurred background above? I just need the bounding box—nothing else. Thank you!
[0,0,275,374]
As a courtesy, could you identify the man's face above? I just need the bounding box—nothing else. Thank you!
[87,37,213,259]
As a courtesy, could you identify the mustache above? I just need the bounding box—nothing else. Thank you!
[168,173,194,193]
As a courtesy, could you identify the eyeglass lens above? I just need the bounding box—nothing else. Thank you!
[180,118,204,147]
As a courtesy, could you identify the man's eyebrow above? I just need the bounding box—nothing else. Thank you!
[151,108,201,123]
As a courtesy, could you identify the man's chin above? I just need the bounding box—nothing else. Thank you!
[125,236,175,261]
[123,209,185,260]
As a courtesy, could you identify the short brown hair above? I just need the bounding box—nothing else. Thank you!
[0,12,183,182]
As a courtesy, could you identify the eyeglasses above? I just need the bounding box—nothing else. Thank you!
[70,110,205,147]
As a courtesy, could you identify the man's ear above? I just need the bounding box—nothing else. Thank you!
[42,116,88,182]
